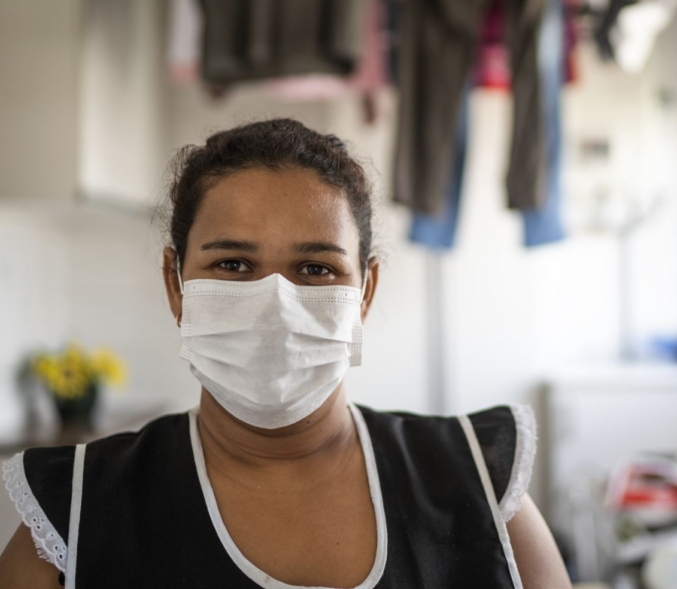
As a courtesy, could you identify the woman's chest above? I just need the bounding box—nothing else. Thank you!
[213,466,377,588]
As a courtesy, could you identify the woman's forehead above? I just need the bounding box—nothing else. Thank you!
[189,167,361,251]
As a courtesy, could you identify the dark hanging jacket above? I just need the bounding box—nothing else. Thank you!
[199,0,367,85]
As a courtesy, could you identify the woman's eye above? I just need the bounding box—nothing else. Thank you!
[217,260,248,272]
[300,264,330,276]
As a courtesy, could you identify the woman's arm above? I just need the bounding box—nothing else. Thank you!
[507,493,572,589]
[0,524,63,589]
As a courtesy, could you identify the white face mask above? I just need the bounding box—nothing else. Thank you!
[178,272,365,429]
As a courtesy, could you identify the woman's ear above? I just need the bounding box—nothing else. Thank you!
[162,247,183,323]
[360,257,379,323]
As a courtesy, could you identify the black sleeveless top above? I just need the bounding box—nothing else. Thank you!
[3,403,535,589]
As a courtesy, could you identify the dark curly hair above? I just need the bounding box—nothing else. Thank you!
[166,118,373,275]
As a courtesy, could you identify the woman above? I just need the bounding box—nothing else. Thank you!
[1,119,571,588]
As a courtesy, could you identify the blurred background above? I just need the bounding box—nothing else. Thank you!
[1,0,677,586]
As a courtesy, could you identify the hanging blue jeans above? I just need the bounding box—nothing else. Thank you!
[522,0,566,247]
[409,0,566,250]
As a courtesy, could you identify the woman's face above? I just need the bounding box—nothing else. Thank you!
[163,166,378,321]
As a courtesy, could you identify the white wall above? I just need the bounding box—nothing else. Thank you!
[0,0,80,200]
[633,16,677,355]
[0,212,69,432]
[61,208,200,412]
[79,0,166,204]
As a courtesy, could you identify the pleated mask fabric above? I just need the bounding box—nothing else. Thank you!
[180,273,363,429]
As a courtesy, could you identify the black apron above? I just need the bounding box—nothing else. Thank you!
[14,404,527,588]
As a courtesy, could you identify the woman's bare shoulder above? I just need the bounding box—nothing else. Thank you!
[0,524,63,589]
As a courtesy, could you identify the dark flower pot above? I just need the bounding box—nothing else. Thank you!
[52,384,99,442]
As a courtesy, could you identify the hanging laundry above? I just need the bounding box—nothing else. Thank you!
[393,0,549,216]
[595,0,676,72]
[385,0,577,90]
[522,0,567,247]
[409,86,470,250]
[199,0,368,86]
[407,0,568,250]
[383,0,404,85]
[474,0,579,89]
[614,0,676,72]
[474,0,511,89]
[564,0,580,84]
[264,0,389,125]
[594,0,641,62]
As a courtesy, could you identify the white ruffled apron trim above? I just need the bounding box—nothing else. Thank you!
[2,452,68,572]
[499,404,537,522]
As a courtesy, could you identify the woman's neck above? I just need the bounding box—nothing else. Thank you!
[197,386,357,474]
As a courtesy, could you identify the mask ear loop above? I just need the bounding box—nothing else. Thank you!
[360,266,369,301]
[176,255,185,295]
[350,267,369,366]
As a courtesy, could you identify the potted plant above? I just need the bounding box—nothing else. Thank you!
[30,343,127,436]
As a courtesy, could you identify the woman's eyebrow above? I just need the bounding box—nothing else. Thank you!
[294,242,349,256]
[201,239,258,252]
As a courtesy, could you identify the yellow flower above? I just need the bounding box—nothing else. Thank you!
[33,350,90,399]
[90,348,127,388]
[51,370,90,400]
[31,343,127,398]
